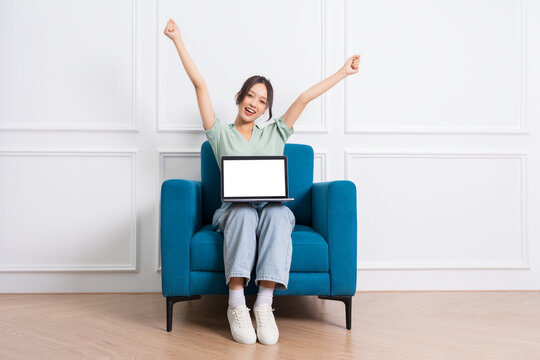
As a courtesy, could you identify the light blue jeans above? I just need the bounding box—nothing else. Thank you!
[211,201,296,290]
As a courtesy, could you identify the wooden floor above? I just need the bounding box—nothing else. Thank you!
[1,292,540,359]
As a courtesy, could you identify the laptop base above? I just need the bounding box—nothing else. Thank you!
[222,198,294,203]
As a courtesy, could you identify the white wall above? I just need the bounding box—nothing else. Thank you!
[1,0,539,292]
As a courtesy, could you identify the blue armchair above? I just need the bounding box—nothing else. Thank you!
[160,141,357,331]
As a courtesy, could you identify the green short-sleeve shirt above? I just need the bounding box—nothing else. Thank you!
[204,115,294,171]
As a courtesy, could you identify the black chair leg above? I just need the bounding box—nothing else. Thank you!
[318,295,352,330]
[166,295,201,332]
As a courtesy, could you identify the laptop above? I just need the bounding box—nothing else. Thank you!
[220,156,294,202]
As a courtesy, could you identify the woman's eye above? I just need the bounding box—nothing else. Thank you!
[260,101,265,104]
[247,94,253,97]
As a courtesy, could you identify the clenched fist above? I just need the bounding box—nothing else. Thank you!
[342,55,361,76]
[164,18,181,42]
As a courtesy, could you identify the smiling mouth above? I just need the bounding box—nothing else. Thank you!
[244,107,256,116]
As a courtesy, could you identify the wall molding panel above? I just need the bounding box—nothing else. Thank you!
[0,149,138,272]
[344,0,528,135]
[345,150,528,271]
[155,149,201,272]
[156,0,328,134]
[0,0,138,132]
[314,151,327,182]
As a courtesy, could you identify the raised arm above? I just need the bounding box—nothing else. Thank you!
[164,19,215,130]
[282,55,361,129]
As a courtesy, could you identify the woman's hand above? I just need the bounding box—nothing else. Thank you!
[164,18,181,42]
[341,54,361,76]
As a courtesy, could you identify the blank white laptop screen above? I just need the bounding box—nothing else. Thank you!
[221,156,291,200]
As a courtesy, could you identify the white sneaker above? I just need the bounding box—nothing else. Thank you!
[253,303,279,345]
[226,305,256,344]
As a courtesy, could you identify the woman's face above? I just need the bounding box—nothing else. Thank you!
[237,82,268,122]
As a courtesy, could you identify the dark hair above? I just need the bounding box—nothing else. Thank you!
[235,75,273,121]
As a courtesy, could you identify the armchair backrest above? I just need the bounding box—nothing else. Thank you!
[201,141,314,226]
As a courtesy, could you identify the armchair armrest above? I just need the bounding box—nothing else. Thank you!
[312,181,357,295]
[160,179,202,297]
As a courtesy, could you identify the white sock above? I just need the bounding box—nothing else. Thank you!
[228,289,246,309]
[254,285,274,307]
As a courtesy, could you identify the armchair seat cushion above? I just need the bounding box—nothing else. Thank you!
[190,224,329,273]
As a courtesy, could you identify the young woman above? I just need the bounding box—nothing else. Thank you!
[164,18,360,345]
